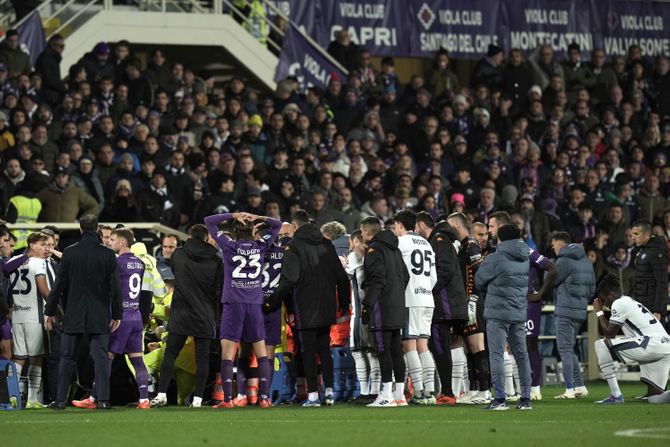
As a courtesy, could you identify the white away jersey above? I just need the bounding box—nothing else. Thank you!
[398,232,437,308]
[9,257,47,324]
[609,296,669,339]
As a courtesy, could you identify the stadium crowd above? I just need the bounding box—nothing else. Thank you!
[0,25,670,409]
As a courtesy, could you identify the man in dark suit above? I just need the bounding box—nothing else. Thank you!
[44,214,122,410]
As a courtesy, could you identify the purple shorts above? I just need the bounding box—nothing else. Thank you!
[109,319,144,354]
[525,302,542,338]
[0,319,11,341]
[220,303,265,343]
[264,308,281,346]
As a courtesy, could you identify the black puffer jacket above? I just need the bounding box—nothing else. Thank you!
[362,230,409,330]
[169,238,223,339]
[267,223,350,330]
[428,221,468,323]
[633,235,669,315]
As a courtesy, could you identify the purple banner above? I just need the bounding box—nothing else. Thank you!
[280,0,670,60]
[274,26,348,90]
[317,1,405,55]
[16,11,46,66]
[597,0,670,57]
[505,0,595,56]
[408,0,504,58]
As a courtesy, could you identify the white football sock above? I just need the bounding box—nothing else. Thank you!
[352,351,370,395]
[504,352,515,396]
[405,351,423,397]
[450,347,465,396]
[27,365,42,403]
[394,382,405,401]
[595,340,621,397]
[191,396,202,407]
[382,382,394,400]
[606,378,622,398]
[531,386,541,394]
[419,351,436,395]
[308,391,319,401]
[13,363,26,397]
[368,353,381,395]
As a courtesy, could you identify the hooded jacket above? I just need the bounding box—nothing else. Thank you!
[362,230,409,330]
[554,244,596,321]
[267,223,350,330]
[634,235,669,315]
[168,238,223,339]
[428,221,468,323]
[475,239,530,323]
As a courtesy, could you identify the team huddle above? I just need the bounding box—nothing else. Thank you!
[1,209,670,410]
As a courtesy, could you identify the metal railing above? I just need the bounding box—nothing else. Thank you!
[0,0,15,31]
[220,0,283,56]
[1,0,347,76]
[5,222,188,240]
[259,0,349,75]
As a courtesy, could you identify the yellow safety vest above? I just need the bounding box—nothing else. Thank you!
[8,195,42,251]
[245,0,268,45]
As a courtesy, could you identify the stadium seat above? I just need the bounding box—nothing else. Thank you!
[542,356,560,386]
[269,353,295,405]
[0,358,22,410]
[331,347,360,401]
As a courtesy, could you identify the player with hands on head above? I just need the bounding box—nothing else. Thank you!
[205,211,281,409]
[593,277,670,404]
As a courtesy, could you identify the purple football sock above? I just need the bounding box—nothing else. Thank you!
[258,356,270,400]
[529,349,542,387]
[130,356,149,400]
[221,360,234,402]
[268,355,275,386]
[237,358,248,396]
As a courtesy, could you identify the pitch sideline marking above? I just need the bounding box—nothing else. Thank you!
[615,428,670,439]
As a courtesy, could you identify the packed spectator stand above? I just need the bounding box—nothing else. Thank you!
[0,21,668,282]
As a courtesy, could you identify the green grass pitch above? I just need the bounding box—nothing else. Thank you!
[2,383,668,447]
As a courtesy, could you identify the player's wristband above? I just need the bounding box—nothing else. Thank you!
[596,311,604,317]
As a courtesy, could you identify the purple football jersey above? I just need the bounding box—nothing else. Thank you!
[262,243,285,299]
[525,301,542,337]
[117,252,145,321]
[528,249,552,294]
[205,213,281,305]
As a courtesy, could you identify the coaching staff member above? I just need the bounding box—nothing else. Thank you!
[360,217,410,407]
[151,224,222,408]
[475,224,532,411]
[631,220,669,321]
[44,214,122,409]
[265,210,350,406]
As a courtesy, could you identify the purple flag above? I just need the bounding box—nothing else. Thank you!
[275,26,348,90]
[17,10,46,66]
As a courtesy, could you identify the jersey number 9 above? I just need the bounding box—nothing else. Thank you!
[128,273,142,299]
